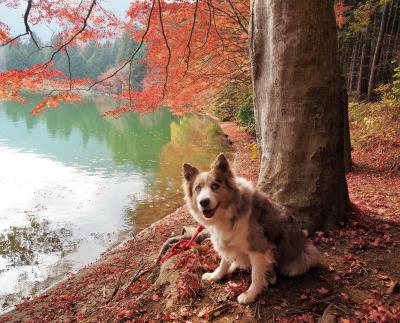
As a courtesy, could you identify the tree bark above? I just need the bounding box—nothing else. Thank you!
[368,3,390,101]
[357,24,373,100]
[250,0,349,232]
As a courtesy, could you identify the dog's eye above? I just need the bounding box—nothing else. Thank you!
[195,185,201,193]
[211,182,220,190]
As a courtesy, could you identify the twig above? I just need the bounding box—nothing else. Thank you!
[106,249,130,304]
[48,0,97,63]
[209,303,232,319]
[125,262,146,290]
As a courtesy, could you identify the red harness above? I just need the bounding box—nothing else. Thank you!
[159,224,205,263]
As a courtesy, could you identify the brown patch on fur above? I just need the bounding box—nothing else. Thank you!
[247,191,308,269]
[229,183,251,226]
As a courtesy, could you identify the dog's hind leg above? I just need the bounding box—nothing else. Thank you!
[237,250,274,304]
[202,257,230,282]
[268,269,277,285]
[281,242,320,277]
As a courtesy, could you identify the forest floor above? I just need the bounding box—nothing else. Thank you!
[1,101,399,322]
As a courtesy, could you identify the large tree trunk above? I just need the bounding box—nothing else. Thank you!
[249,0,349,232]
[368,3,390,101]
[357,23,373,100]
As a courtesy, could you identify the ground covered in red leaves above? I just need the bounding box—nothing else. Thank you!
[1,103,399,322]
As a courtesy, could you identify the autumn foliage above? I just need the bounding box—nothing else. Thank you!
[0,0,249,115]
[0,0,350,115]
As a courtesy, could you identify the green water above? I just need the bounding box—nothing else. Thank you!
[0,96,230,312]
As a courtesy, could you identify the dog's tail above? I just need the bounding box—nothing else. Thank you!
[281,241,320,277]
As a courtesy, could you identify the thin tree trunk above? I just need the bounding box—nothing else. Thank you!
[357,24,373,99]
[341,41,350,81]
[377,0,394,83]
[368,3,390,101]
[250,0,349,232]
[383,0,399,81]
[348,39,359,91]
[341,76,352,174]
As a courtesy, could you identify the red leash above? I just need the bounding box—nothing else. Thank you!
[159,224,205,263]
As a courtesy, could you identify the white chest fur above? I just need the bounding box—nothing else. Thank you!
[207,215,251,269]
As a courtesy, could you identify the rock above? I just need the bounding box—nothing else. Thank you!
[154,256,180,309]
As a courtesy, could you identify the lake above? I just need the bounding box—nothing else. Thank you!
[0,96,230,313]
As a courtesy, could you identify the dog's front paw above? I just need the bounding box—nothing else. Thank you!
[202,272,222,282]
[237,291,257,304]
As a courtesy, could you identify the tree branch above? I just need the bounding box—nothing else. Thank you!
[1,0,39,48]
[48,0,97,63]
[65,47,72,90]
[87,0,156,90]
[227,0,248,34]
[184,0,199,75]
[157,0,171,96]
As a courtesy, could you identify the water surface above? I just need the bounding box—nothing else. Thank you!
[0,96,229,312]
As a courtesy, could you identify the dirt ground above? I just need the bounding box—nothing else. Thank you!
[1,115,399,322]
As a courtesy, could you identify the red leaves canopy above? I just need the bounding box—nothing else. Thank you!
[0,0,345,115]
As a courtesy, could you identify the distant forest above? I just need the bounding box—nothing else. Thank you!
[3,32,146,90]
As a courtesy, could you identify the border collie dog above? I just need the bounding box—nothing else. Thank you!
[183,153,320,304]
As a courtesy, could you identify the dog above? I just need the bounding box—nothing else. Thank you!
[182,153,320,304]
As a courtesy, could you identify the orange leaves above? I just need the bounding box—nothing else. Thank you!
[334,0,352,29]
[119,0,250,113]
[0,22,11,43]
[2,0,250,115]
[0,64,60,100]
[31,92,82,114]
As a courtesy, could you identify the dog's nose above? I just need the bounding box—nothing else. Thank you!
[200,198,210,208]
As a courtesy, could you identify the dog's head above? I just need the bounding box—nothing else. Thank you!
[182,153,237,223]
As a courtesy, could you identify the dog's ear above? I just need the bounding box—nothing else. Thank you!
[211,153,231,174]
[183,163,199,181]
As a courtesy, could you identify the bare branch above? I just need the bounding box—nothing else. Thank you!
[157,0,171,96]
[48,0,156,96]
[48,0,97,63]
[1,0,39,48]
[65,47,72,90]
[208,0,248,35]
[227,0,248,34]
[196,0,212,50]
[184,0,199,75]
[128,59,133,108]
[87,0,156,90]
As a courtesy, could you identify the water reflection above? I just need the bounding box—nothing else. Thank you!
[0,96,230,312]
[0,214,71,267]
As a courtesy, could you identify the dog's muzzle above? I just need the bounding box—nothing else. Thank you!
[202,202,221,218]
